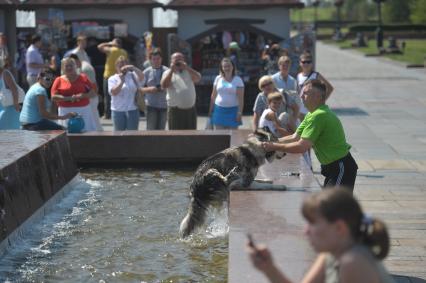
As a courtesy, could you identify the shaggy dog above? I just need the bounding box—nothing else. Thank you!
[179,129,285,238]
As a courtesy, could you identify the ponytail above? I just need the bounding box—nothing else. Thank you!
[360,215,390,260]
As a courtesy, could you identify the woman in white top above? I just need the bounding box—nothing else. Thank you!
[108,56,144,131]
[0,57,20,129]
[258,91,291,138]
[208,57,244,129]
[297,51,334,121]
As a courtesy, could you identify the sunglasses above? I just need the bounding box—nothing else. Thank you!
[43,77,54,82]
[261,81,273,88]
[301,60,312,64]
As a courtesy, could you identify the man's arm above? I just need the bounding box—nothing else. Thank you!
[265,138,312,154]
[252,112,260,131]
[97,42,112,54]
[185,64,201,83]
[278,132,300,143]
[161,69,173,89]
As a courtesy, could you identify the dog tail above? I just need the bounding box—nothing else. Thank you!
[179,198,207,238]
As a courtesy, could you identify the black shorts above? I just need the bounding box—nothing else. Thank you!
[321,152,358,192]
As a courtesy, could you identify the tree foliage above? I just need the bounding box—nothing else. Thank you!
[410,0,426,24]
[342,0,376,21]
[382,0,412,23]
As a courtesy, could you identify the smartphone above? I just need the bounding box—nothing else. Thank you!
[247,233,256,248]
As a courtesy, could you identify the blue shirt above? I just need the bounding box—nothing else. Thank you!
[271,72,297,91]
[141,66,168,109]
[20,83,51,124]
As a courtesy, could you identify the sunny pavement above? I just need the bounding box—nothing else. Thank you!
[314,41,426,281]
[99,40,426,281]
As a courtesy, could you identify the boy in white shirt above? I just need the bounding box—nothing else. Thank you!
[258,91,292,138]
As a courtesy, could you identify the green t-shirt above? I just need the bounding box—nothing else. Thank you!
[296,105,351,165]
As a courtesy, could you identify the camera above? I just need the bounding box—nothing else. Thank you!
[175,62,182,67]
[156,84,161,90]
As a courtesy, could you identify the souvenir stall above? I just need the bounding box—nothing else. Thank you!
[7,0,160,76]
[167,0,305,114]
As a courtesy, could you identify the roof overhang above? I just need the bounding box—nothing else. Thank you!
[186,23,284,45]
[167,0,304,10]
[0,0,163,9]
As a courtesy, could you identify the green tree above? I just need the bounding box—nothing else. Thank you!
[341,0,376,22]
[383,0,413,23]
[410,0,426,23]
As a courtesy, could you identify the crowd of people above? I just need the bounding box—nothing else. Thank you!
[0,31,332,134]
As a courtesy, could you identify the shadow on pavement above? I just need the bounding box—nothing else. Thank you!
[393,274,426,283]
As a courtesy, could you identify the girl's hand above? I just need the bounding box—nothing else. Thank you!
[71,94,83,102]
[247,243,274,272]
[63,112,77,119]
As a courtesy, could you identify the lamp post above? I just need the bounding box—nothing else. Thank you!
[373,0,386,50]
[312,0,320,31]
[333,0,344,41]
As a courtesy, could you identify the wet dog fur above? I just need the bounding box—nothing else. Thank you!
[179,129,285,238]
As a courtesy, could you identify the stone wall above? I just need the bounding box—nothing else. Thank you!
[68,130,231,167]
[0,131,78,243]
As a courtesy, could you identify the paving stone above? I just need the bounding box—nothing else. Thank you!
[368,160,417,171]
[394,204,426,216]
[409,160,426,172]
[355,159,375,172]
[385,260,426,272]
[397,239,426,247]
[390,229,426,239]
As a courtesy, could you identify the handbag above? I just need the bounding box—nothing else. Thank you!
[130,72,145,111]
[0,70,25,107]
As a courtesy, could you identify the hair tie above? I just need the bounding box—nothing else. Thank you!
[361,214,374,236]
[362,214,374,225]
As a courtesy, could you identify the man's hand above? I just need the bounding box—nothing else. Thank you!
[262,142,277,152]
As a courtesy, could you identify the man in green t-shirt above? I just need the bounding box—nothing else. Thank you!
[263,79,358,191]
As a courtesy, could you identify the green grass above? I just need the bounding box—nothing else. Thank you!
[316,27,349,37]
[325,39,426,65]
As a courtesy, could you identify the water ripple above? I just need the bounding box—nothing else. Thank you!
[0,169,228,282]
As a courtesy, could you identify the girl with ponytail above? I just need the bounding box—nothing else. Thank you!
[247,188,395,283]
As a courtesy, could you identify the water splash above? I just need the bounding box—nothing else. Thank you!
[205,205,229,238]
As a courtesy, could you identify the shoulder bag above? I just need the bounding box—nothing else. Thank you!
[0,70,26,107]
